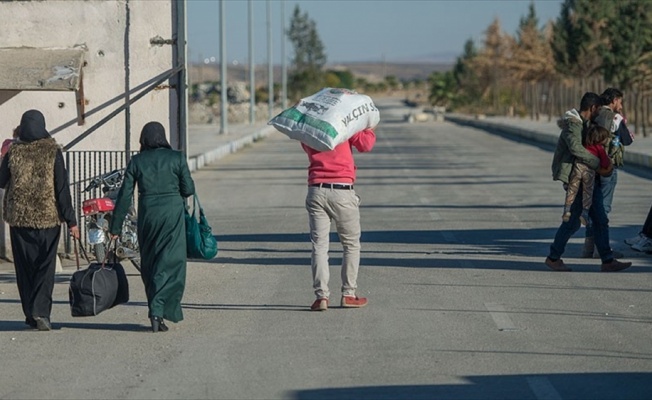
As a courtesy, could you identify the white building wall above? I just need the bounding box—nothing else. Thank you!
[0,0,179,259]
[0,0,176,150]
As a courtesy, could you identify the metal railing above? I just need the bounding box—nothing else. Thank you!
[64,150,138,256]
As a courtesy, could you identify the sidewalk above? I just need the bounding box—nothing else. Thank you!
[186,121,277,172]
[445,114,652,169]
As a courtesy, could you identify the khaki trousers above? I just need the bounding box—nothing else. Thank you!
[305,186,361,299]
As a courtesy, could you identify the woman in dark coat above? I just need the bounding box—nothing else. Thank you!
[110,122,195,332]
[0,110,80,331]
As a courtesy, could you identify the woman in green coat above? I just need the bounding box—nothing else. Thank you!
[110,122,195,332]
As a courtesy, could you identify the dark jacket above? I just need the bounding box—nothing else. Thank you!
[608,109,633,168]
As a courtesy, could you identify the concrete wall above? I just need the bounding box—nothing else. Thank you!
[0,0,177,149]
[0,0,179,259]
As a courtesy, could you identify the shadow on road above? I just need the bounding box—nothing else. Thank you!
[0,320,147,332]
[212,225,650,272]
[287,372,652,400]
[54,322,147,331]
[182,302,307,311]
[0,273,73,284]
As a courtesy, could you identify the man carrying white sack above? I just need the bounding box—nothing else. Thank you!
[303,126,376,311]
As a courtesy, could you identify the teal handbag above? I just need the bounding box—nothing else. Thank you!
[185,194,218,259]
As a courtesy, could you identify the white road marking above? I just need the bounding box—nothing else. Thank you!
[484,302,518,331]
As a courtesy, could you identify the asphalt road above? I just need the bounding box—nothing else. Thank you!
[2,98,652,399]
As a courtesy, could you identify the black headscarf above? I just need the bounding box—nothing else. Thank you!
[139,121,172,151]
[18,110,51,143]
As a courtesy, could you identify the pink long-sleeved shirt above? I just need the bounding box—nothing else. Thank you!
[302,129,376,185]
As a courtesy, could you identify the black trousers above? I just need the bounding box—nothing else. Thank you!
[10,226,61,320]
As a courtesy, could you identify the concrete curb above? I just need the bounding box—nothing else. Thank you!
[445,115,559,147]
[445,115,558,145]
[187,125,277,172]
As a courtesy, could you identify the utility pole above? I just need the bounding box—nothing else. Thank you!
[219,0,228,134]
[281,0,287,109]
[267,0,273,119]
[248,0,255,124]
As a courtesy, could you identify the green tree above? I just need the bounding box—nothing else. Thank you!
[600,0,652,90]
[384,75,399,91]
[324,71,341,88]
[550,0,609,83]
[355,77,368,90]
[448,39,482,110]
[509,2,556,82]
[287,5,327,99]
[325,69,355,89]
[428,71,457,108]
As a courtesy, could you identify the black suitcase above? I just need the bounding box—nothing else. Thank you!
[69,241,130,317]
[69,263,117,316]
[111,263,129,307]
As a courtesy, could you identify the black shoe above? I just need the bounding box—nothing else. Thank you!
[25,317,37,329]
[150,316,168,333]
[33,317,51,331]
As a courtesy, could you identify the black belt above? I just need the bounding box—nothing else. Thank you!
[310,183,353,190]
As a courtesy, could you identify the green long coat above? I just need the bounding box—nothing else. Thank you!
[110,148,195,322]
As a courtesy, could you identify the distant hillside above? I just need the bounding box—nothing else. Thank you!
[330,62,453,83]
[188,61,453,85]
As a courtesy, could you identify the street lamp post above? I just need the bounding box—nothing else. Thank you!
[281,0,287,109]
[267,0,273,119]
[219,0,227,134]
[248,0,255,124]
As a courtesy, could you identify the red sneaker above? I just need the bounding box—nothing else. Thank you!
[310,298,328,311]
[341,295,368,308]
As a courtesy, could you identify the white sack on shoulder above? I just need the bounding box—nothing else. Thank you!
[268,88,380,151]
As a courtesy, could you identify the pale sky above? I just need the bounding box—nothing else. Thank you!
[187,0,564,65]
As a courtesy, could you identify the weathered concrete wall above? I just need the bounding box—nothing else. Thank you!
[0,0,178,260]
[0,0,176,151]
